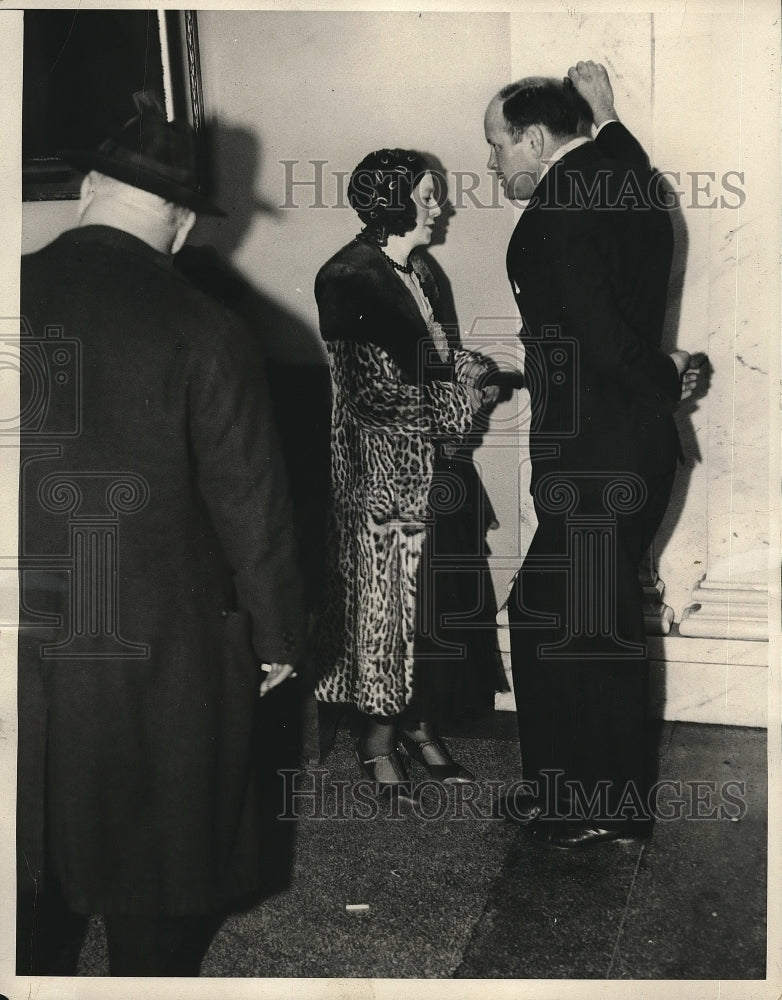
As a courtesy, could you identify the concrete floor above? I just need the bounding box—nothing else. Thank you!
[77,717,767,980]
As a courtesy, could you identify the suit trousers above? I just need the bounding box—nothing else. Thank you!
[508,463,676,829]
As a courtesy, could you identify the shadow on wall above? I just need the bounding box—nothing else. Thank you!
[175,121,331,609]
[656,178,711,562]
[644,176,710,727]
[190,119,326,366]
[420,151,459,333]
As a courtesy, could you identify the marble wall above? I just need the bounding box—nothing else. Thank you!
[505,4,778,725]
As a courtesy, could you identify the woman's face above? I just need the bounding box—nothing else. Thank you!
[408,172,441,248]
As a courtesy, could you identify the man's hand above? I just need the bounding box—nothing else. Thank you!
[466,381,500,410]
[259,662,297,697]
[567,60,617,128]
[669,349,691,377]
[678,352,709,402]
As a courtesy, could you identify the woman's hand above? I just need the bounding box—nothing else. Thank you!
[459,356,489,384]
[458,353,499,408]
[465,383,484,412]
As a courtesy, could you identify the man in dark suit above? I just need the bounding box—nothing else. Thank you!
[17,92,306,973]
[488,64,698,848]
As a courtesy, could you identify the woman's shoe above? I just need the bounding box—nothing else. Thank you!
[398,733,475,784]
[354,745,418,804]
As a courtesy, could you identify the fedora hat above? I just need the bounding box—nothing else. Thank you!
[62,90,225,216]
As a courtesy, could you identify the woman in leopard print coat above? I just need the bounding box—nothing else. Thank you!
[313,149,498,800]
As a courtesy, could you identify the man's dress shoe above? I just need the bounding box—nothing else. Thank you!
[527,819,650,850]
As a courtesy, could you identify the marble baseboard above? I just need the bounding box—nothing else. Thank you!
[646,633,767,727]
[494,626,768,728]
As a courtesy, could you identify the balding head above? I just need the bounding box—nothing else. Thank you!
[492,77,584,142]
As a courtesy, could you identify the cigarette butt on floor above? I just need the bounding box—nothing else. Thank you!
[345,903,370,913]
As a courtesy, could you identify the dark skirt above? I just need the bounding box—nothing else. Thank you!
[408,451,508,726]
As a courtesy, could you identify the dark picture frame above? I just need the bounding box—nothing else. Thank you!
[22,9,205,202]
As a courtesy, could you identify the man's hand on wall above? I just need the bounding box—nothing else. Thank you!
[567,60,617,128]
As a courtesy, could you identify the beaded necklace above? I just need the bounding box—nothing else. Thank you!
[355,233,413,274]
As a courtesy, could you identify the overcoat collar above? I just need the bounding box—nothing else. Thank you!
[53,224,181,277]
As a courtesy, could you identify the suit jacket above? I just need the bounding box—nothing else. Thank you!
[18,224,306,913]
[507,123,680,491]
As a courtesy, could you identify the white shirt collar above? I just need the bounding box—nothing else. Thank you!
[538,135,591,183]
[514,135,590,213]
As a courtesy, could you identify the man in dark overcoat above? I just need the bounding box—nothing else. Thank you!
[17,92,306,973]
[486,64,700,848]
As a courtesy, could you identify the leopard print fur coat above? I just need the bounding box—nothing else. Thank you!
[313,240,481,716]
